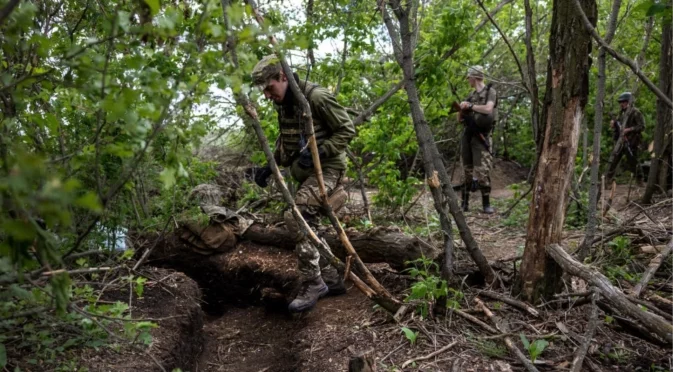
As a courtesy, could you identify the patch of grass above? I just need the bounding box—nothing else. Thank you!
[472,339,508,358]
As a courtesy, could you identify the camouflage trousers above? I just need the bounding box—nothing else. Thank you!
[283,168,344,280]
[605,139,642,184]
[461,133,492,195]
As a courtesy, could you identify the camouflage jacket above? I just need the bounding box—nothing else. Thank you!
[465,85,498,134]
[273,80,356,183]
[618,106,645,146]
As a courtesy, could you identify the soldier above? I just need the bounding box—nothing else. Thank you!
[251,54,356,313]
[606,92,645,185]
[457,66,497,214]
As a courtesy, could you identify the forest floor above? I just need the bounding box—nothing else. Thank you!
[48,160,671,372]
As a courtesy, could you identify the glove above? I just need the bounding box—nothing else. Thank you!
[297,148,326,169]
[254,165,272,187]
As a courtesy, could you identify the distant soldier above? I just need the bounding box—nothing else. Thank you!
[251,54,355,313]
[457,66,497,214]
[606,92,645,185]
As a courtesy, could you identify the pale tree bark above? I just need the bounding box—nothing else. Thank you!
[517,0,596,303]
[380,0,497,284]
[576,0,622,260]
[642,22,672,204]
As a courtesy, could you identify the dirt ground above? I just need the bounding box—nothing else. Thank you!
[72,160,671,371]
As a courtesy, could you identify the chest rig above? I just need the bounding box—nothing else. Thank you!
[276,83,332,162]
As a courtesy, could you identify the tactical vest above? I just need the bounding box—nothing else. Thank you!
[277,83,332,157]
[466,84,498,132]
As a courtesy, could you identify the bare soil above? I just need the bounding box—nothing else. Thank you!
[80,161,671,371]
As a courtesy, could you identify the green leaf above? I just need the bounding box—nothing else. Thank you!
[400,327,418,345]
[519,333,530,350]
[143,0,160,15]
[159,167,176,189]
[75,192,103,213]
[646,3,670,16]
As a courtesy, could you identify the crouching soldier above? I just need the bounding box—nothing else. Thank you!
[251,54,355,312]
[457,66,497,214]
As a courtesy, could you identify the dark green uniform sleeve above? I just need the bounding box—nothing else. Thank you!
[486,88,497,105]
[630,109,645,133]
[311,88,356,158]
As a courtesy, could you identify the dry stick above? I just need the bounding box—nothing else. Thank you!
[452,307,499,334]
[382,0,496,285]
[478,291,540,317]
[346,149,373,223]
[627,296,673,321]
[474,298,540,372]
[602,181,616,218]
[500,185,532,217]
[219,0,379,307]
[246,0,397,307]
[570,290,599,372]
[475,0,528,95]
[632,238,673,297]
[133,213,174,270]
[570,0,672,108]
[546,243,673,344]
[41,266,117,276]
[401,340,459,368]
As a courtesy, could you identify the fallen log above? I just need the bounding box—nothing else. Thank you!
[546,244,673,344]
[242,224,439,270]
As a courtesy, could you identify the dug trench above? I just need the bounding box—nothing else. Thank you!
[137,230,424,372]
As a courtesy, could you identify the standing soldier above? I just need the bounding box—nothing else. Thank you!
[606,92,645,185]
[457,66,497,214]
[251,54,355,313]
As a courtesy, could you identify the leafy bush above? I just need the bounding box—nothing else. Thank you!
[404,257,463,317]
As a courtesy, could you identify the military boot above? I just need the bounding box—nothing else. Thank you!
[461,186,470,212]
[321,265,346,296]
[288,277,329,313]
[482,194,495,214]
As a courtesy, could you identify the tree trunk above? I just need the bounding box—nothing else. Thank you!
[517,0,596,303]
[381,0,497,284]
[523,0,540,155]
[577,0,622,259]
[642,22,672,203]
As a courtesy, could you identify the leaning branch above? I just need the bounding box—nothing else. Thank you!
[631,238,673,297]
[546,243,673,344]
[571,0,673,108]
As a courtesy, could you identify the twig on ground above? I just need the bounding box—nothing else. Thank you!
[571,290,599,372]
[478,291,540,317]
[500,185,532,217]
[474,298,539,372]
[401,340,458,368]
[632,238,673,297]
[451,308,498,334]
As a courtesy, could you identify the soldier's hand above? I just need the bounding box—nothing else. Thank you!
[610,119,614,128]
[459,101,472,110]
[254,165,272,187]
[297,148,326,169]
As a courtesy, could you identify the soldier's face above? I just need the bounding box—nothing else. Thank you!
[262,73,289,103]
[467,76,477,87]
[619,101,629,110]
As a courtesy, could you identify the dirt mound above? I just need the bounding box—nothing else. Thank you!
[80,268,203,372]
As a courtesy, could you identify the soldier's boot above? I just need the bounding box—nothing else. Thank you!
[288,277,329,313]
[321,265,346,296]
[461,186,470,212]
[482,194,495,214]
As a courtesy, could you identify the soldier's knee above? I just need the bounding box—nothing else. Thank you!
[284,209,304,242]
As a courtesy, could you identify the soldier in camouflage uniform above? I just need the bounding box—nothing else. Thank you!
[457,66,497,214]
[251,54,356,313]
[606,92,645,186]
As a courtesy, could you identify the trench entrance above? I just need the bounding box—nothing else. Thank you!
[152,239,305,372]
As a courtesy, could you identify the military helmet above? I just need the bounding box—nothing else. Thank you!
[467,65,485,79]
[617,92,632,102]
[251,54,282,86]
